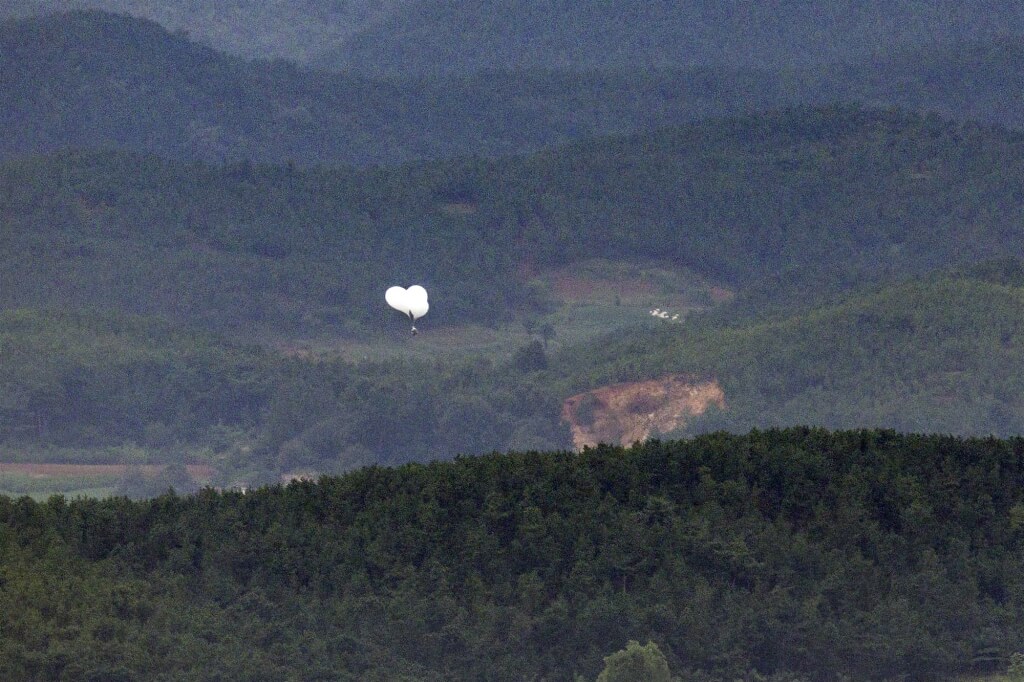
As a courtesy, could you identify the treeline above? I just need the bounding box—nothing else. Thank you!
[6,107,1024,334]
[0,307,570,477]
[1,429,1022,679]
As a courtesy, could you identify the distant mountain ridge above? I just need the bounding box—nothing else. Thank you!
[0,11,794,165]
[16,0,414,62]
[319,0,1024,75]
[16,0,1024,76]
[5,11,1024,167]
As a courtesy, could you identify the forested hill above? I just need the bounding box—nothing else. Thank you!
[6,12,1024,166]
[4,107,1024,335]
[22,0,412,63]
[0,10,791,165]
[321,0,1024,75]
[557,263,1024,438]
[819,36,1024,129]
[2,430,1023,679]
[15,0,1024,74]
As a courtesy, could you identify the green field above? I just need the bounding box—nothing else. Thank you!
[287,259,721,363]
[0,472,120,500]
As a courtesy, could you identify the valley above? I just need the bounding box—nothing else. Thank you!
[2,4,1024,679]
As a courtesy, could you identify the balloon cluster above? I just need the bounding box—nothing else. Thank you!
[386,286,429,334]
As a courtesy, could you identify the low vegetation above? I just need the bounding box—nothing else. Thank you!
[4,261,1024,489]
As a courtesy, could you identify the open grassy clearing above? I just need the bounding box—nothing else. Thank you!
[0,463,215,499]
[0,471,120,497]
[282,259,724,362]
[0,486,118,501]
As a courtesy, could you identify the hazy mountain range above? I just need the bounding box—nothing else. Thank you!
[13,0,1024,75]
[4,10,1024,167]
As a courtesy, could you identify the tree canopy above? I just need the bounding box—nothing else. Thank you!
[1,429,1023,679]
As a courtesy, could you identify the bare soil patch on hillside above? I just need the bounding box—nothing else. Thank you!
[562,375,725,449]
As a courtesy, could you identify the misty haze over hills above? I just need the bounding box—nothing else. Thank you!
[9,0,1024,74]
[321,0,1024,76]
[5,0,411,62]
[3,2,1024,469]
[5,10,1024,167]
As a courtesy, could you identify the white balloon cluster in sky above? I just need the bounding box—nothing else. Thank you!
[386,285,430,321]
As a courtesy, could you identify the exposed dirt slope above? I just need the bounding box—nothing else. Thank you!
[562,375,725,449]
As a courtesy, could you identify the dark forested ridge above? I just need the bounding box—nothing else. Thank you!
[32,0,1020,76]
[1,429,1023,679]
[6,11,1024,167]
[0,10,792,165]
[320,0,1024,75]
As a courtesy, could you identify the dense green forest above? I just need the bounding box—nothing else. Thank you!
[1,429,1023,679]
[0,305,572,480]
[4,5,1024,678]
[5,106,1024,336]
[5,88,1024,483]
[0,308,270,455]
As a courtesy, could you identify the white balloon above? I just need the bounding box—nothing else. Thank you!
[385,286,410,314]
[385,285,429,321]
[408,297,429,320]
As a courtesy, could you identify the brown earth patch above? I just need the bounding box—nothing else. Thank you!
[551,272,658,302]
[709,287,735,304]
[562,375,725,449]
